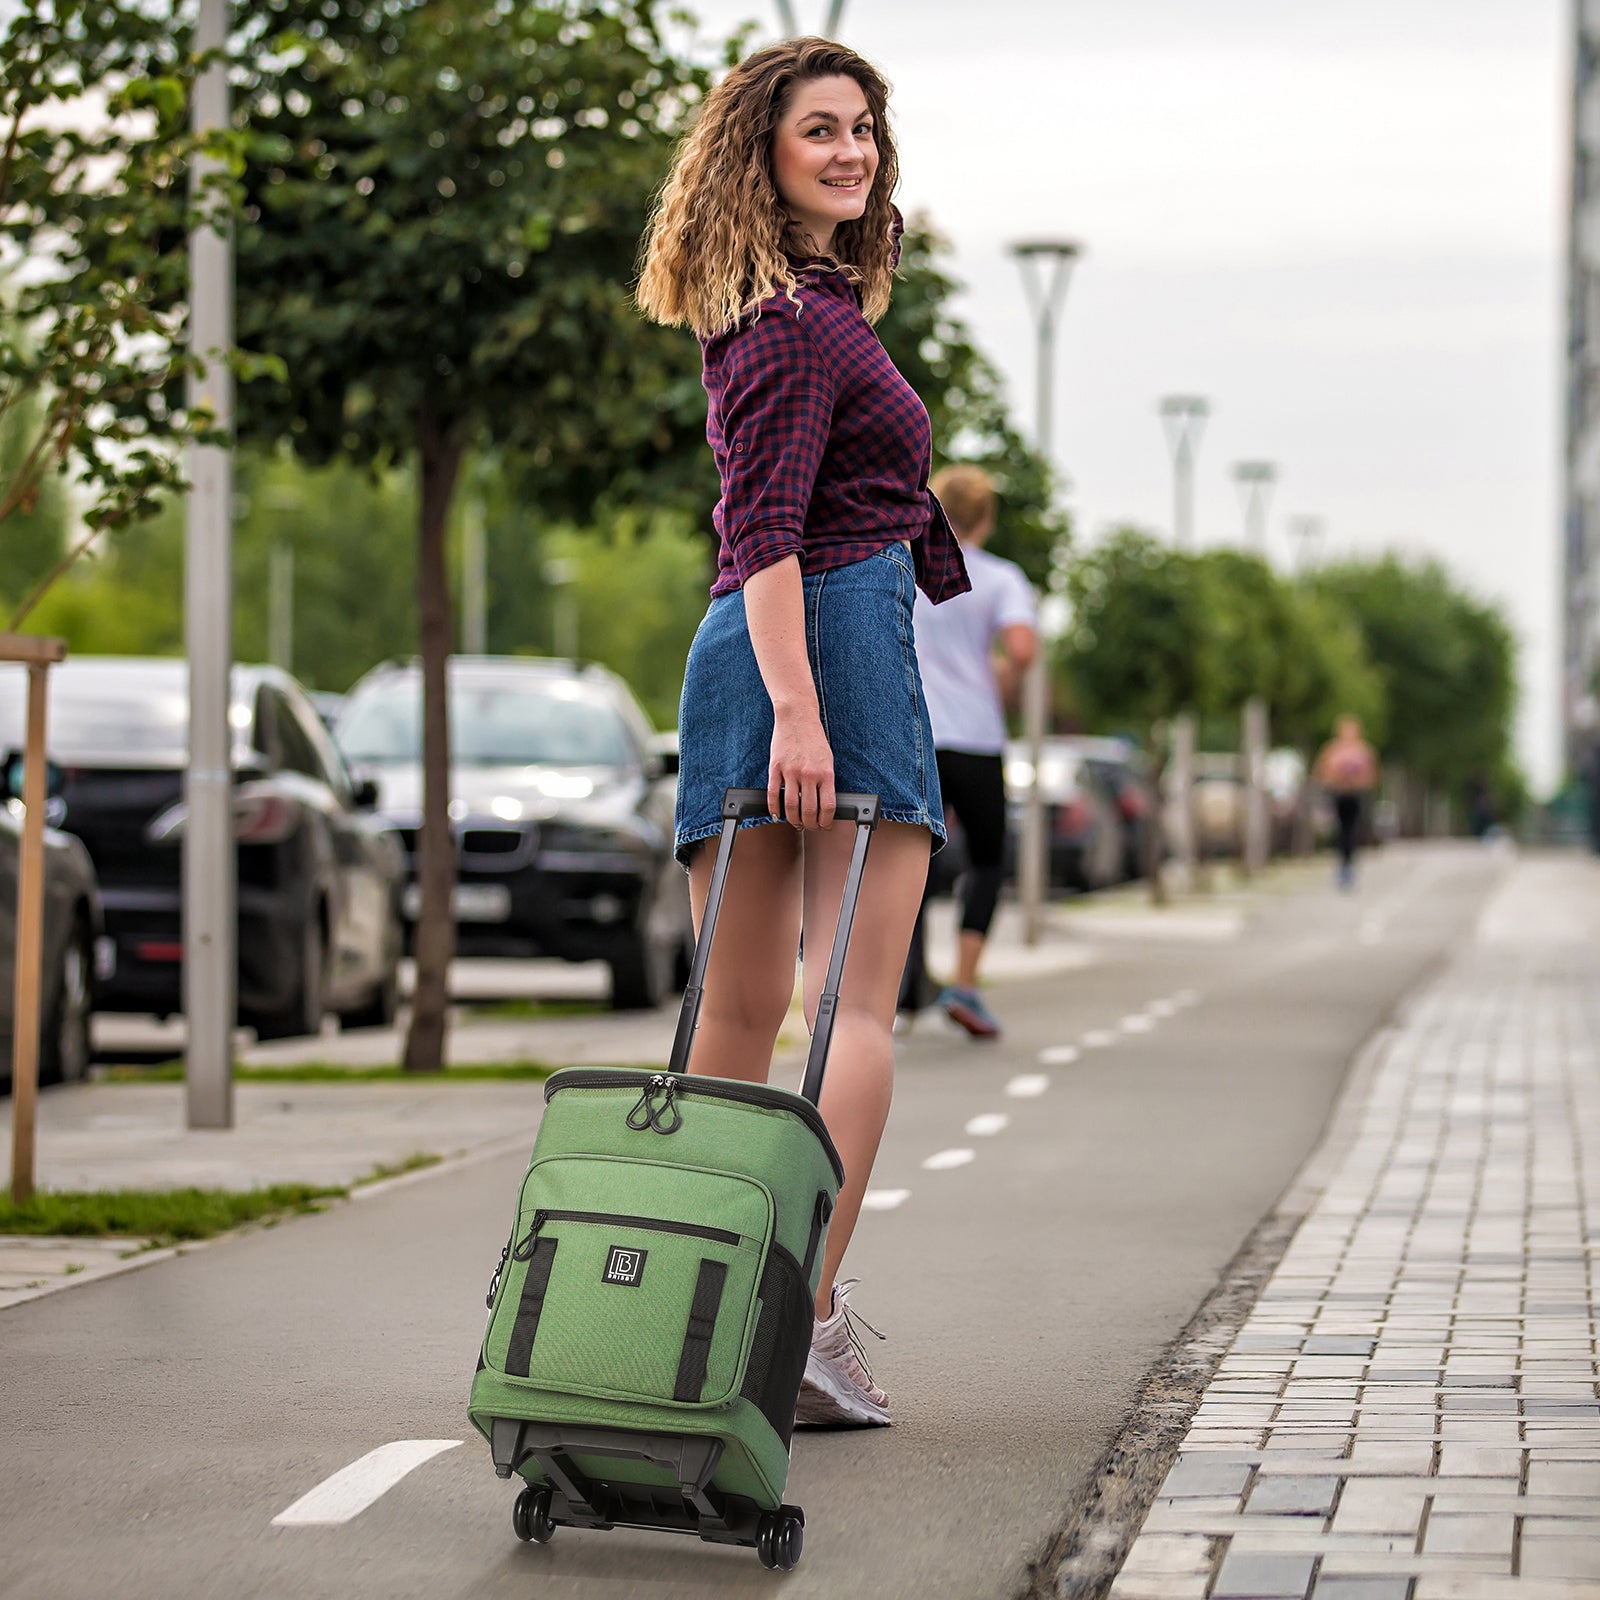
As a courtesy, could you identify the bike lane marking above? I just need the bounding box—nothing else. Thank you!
[964,1113,1009,1137]
[921,1148,976,1171]
[861,1188,911,1211]
[272,1440,462,1527]
[1006,1073,1051,1097]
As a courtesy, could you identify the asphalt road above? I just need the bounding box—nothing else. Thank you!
[2,846,1504,1600]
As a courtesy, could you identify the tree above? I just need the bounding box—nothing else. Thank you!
[1059,528,1209,899]
[0,1,267,618]
[232,0,712,1069]
[1312,555,1517,827]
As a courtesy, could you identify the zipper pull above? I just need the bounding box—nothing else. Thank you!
[485,1237,512,1307]
[626,1075,667,1130]
[511,1210,546,1261]
[654,1074,682,1134]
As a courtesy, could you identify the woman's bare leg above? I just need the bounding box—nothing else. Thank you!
[685,823,803,1085]
[800,820,931,1316]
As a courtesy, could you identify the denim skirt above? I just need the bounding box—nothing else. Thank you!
[674,540,945,867]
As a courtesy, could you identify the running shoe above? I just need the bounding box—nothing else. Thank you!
[793,1280,891,1428]
[939,984,1002,1039]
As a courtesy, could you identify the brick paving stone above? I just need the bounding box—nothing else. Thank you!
[1107,856,1600,1600]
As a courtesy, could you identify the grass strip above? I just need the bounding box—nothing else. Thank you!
[97,1059,564,1084]
[0,1184,348,1244]
[464,997,605,1021]
[0,1154,446,1245]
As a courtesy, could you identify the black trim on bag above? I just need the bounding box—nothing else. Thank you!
[504,1237,558,1376]
[673,1258,729,1402]
[739,1244,813,1449]
[545,1069,845,1185]
[801,1189,833,1284]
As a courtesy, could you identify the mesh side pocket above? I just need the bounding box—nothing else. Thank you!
[739,1244,812,1449]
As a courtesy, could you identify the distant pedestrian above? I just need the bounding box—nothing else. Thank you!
[899,464,1038,1038]
[637,37,970,1426]
[1313,714,1380,890]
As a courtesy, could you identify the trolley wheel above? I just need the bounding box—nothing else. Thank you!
[513,1485,555,1545]
[776,1512,803,1571]
[756,1515,779,1569]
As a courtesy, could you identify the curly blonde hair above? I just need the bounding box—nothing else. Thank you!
[637,36,900,337]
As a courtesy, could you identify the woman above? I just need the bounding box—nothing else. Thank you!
[637,36,968,1427]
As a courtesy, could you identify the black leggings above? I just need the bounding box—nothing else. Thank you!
[1335,794,1362,870]
[900,750,1008,1008]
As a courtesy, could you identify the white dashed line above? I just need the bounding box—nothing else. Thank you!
[1173,989,1200,1008]
[964,1112,1009,1137]
[1358,916,1386,945]
[921,1148,976,1171]
[1120,1014,1155,1034]
[1080,1029,1118,1048]
[860,1188,911,1211]
[272,1440,462,1527]
[1005,1073,1051,1098]
[1147,998,1177,1018]
[1038,1045,1079,1066]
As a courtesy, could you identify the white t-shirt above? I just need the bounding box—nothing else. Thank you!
[912,543,1038,755]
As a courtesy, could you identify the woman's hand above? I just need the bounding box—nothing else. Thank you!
[769,704,836,830]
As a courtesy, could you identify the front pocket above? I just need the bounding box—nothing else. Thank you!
[483,1155,773,1410]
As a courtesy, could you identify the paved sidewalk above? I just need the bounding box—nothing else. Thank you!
[1111,851,1600,1600]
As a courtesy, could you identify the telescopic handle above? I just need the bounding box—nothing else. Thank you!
[666,787,880,1103]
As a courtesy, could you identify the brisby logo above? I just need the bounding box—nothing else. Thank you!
[603,1246,647,1286]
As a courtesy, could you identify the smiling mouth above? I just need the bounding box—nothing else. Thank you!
[821,177,863,189]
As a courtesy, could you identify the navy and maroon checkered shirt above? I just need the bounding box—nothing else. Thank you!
[700,258,970,605]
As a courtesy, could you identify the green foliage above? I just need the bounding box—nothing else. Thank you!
[232,0,709,493]
[1059,527,1208,736]
[0,382,68,611]
[875,217,1069,587]
[1311,554,1517,792]
[0,1,271,584]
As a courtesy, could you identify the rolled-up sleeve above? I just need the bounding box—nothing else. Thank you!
[714,309,838,587]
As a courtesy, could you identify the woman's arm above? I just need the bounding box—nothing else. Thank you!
[743,555,835,830]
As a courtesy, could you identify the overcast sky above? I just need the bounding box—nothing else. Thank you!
[681,0,1567,791]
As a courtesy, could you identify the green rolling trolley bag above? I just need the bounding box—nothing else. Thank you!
[468,787,880,1572]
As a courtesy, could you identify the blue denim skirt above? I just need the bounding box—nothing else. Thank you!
[674,540,945,867]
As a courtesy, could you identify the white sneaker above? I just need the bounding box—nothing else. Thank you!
[793,1280,890,1428]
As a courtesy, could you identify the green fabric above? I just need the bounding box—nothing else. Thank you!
[468,1069,841,1513]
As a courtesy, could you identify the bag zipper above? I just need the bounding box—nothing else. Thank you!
[546,1068,845,1184]
[511,1207,745,1260]
[485,1233,514,1307]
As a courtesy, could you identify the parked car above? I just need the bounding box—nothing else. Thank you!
[1069,735,1152,880]
[0,764,104,1087]
[332,656,693,1010]
[0,658,406,1040]
[1003,738,1125,892]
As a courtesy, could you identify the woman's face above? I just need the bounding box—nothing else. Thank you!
[770,74,878,256]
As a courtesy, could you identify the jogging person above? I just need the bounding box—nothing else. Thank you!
[1313,714,1380,890]
[637,37,969,1427]
[899,464,1038,1038]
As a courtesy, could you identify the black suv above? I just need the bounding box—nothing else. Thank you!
[333,657,692,1009]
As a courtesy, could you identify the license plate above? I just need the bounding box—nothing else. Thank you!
[403,883,512,923]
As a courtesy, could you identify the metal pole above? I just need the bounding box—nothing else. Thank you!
[1160,396,1209,548]
[773,0,800,34]
[1010,240,1080,946]
[823,0,847,35]
[268,541,293,670]
[1232,461,1278,555]
[1288,514,1324,574]
[185,0,235,1129]
[461,492,486,656]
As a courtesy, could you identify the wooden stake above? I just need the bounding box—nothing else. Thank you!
[6,635,65,1205]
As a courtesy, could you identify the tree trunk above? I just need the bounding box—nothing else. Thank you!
[1145,720,1169,906]
[402,408,463,1073]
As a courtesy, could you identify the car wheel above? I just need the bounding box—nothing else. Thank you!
[608,925,673,1011]
[251,915,327,1042]
[40,914,94,1087]
[338,910,402,1031]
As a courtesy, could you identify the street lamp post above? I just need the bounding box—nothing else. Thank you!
[1232,461,1278,555]
[184,0,236,1129]
[1159,395,1209,548]
[773,0,846,36]
[1288,514,1325,575]
[1011,238,1081,946]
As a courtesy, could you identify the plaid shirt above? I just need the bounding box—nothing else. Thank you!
[700,260,970,605]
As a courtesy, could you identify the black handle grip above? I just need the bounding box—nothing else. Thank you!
[722,787,880,828]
